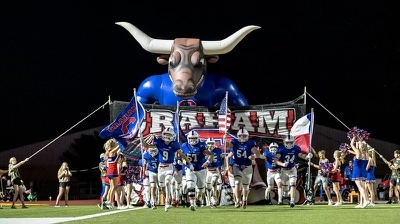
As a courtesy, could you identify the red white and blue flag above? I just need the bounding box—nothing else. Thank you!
[99,95,145,151]
[291,112,314,154]
[218,92,231,134]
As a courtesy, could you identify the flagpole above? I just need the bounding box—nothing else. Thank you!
[133,88,145,160]
[224,91,229,133]
[175,101,180,144]
[304,107,314,205]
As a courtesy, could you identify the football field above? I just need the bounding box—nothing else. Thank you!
[0,202,398,224]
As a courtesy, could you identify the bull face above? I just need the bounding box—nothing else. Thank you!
[115,22,261,98]
[168,38,205,97]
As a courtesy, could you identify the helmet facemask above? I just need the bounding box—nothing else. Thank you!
[162,127,176,143]
[269,142,279,155]
[187,131,200,146]
[149,147,158,157]
[237,129,249,143]
[206,138,216,149]
[284,135,294,149]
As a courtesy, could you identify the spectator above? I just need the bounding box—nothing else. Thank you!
[380,149,400,204]
[329,150,344,206]
[104,138,122,209]
[343,160,356,190]
[365,149,376,206]
[349,136,370,208]
[55,162,72,207]
[8,157,29,209]
[20,180,31,195]
[98,153,110,209]
[309,148,333,205]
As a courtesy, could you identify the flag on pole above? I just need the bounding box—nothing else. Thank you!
[218,92,231,134]
[291,113,314,154]
[99,95,145,151]
[174,101,181,143]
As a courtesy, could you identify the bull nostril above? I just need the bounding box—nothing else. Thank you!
[173,80,195,91]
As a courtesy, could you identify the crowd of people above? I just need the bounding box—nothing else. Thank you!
[309,133,400,208]
[97,127,314,211]
[1,158,70,209]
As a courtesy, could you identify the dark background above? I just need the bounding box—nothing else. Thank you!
[1,1,399,151]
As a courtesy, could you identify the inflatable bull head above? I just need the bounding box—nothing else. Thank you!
[115,22,260,98]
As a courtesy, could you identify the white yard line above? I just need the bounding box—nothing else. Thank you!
[0,207,146,224]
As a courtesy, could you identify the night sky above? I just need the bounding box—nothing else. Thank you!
[1,1,399,150]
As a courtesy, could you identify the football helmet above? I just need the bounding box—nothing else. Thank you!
[206,137,216,148]
[99,153,105,162]
[284,135,294,149]
[162,127,176,142]
[187,130,200,145]
[269,142,279,154]
[237,128,249,143]
[149,147,159,157]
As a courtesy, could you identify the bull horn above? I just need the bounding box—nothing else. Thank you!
[116,22,260,55]
[202,25,261,55]
[115,22,173,54]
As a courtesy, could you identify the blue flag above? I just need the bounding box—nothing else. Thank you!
[99,95,145,150]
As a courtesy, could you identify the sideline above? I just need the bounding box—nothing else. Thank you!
[0,206,146,224]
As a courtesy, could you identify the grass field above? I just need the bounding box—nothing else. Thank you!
[0,203,398,224]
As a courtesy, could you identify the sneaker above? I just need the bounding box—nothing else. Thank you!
[368,203,376,207]
[242,201,247,209]
[290,202,295,208]
[361,201,370,208]
[65,204,69,207]
[355,204,363,208]
[54,204,60,208]
[151,204,157,210]
[164,204,172,212]
[189,205,196,211]
[11,205,17,209]
[386,200,392,204]
[234,202,240,208]
[328,200,333,206]
[100,202,108,210]
[105,201,113,209]
[265,191,270,201]
[21,205,28,209]
[333,202,342,206]
[128,205,135,209]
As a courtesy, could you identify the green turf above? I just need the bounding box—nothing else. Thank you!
[0,203,398,224]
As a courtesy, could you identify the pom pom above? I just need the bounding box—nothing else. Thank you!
[347,126,370,141]
[320,162,334,177]
[339,143,350,155]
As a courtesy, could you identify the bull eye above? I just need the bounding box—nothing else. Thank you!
[198,58,205,67]
[193,57,205,68]
[169,51,181,68]
[191,52,205,67]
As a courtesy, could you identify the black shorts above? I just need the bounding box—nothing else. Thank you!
[12,177,22,186]
[59,182,70,188]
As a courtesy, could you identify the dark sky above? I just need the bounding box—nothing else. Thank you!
[1,1,399,150]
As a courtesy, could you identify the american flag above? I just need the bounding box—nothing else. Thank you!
[218,94,231,133]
